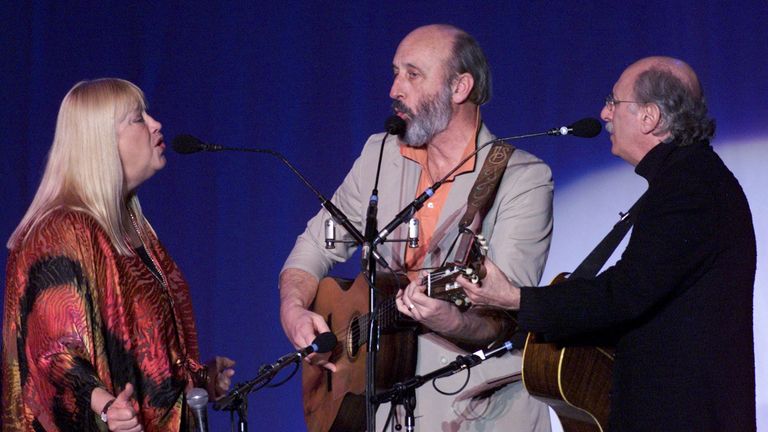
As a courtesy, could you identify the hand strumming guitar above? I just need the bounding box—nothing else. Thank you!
[279,268,337,372]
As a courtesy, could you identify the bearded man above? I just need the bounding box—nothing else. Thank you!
[280,24,554,431]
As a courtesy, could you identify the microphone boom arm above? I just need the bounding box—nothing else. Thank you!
[371,340,515,405]
[220,147,367,246]
[372,131,550,248]
[370,118,599,248]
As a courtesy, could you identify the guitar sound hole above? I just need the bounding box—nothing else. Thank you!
[347,315,361,358]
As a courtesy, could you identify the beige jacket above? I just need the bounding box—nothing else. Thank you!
[284,123,554,431]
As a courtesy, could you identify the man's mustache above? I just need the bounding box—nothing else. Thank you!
[392,100,414,118]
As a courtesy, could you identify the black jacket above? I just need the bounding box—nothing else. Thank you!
[519,140,756,431]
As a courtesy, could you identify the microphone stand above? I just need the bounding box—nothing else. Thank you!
[208,145,386,430]
[365,127,576,428]
[214,355,301,432]
[363,130,388,432]
[177,119,594,430]
[371,341,515,431]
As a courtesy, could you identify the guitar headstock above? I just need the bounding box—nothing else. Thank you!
[423,231,488,309]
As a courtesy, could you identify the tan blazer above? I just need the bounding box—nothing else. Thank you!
[284,123,554,431]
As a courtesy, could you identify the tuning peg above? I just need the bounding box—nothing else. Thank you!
[470,274,480,284]
[464,268,474,275]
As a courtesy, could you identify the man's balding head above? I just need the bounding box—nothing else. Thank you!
[630,56,702,97]
[398,24,491,106]
[629,56,714,146]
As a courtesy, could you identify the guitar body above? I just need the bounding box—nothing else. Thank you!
[302,273,418,432]
[522,273,614,432]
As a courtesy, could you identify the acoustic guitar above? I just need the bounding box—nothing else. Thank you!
[521,273,614,432]
[302,232,487,432]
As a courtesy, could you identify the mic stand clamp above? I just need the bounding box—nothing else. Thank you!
[372,354,481,432]
[371,340,514,431]
[371,352,483,405]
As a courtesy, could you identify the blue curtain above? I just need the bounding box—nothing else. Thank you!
[3,2,767,430]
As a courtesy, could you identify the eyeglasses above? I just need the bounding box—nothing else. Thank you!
[604,93,642,109]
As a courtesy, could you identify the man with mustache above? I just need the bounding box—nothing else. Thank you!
[280,24,554,431]
[457,56,757,430]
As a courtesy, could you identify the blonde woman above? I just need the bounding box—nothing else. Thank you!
[2,78,235,432]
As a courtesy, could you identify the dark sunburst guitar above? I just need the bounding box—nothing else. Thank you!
[302,231,487,432]
[522,273,614,432]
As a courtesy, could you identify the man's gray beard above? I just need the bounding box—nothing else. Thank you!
[402,86,453,148]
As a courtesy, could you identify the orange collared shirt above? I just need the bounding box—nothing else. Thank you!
[399,138,477,280]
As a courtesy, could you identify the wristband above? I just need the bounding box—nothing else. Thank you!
[100,398,116,423]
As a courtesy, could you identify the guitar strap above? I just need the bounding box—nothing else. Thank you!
[453,140,522,350]
[458,140,515,230]
[569,192,647,279]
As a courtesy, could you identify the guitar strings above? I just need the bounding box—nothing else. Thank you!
[334,293,404,349]
[337,272,466,350]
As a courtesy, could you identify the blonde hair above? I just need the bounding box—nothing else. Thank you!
[8,78,151,255]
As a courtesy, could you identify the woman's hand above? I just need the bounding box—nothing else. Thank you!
[98,383,143,432]
[206,356,236,400]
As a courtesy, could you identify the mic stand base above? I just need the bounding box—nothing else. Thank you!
[401,388,416,432]
[236,398,248,432]
[222,393,248,432]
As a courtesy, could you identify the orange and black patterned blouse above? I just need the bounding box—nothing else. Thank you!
[2,208,204,431]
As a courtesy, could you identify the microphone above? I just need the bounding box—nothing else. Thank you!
[296,331,337,359]
[324,219,336,249]
[472,339,515,361]
[547,117,602,138]
[186,387,209,432]
[385,115,407,136]
[274,332,338,366]
[407,217,419,248]
[172,134,223,153]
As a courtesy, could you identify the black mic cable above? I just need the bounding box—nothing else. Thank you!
[363,116,406,265]
[367,115,407,238]
[371,339,516,405]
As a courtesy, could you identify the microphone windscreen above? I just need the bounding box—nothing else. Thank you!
[172,134,206,154]
[385,115,407,136]
[569,118,602,138]
[186,387,209,409]
[313,332,338,354]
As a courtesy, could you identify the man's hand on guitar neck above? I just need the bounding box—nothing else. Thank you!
[279,268,338,372]
[456,258,522,310]
[396,276,466,337]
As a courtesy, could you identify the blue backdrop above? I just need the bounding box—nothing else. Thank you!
[3,1,767,430]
